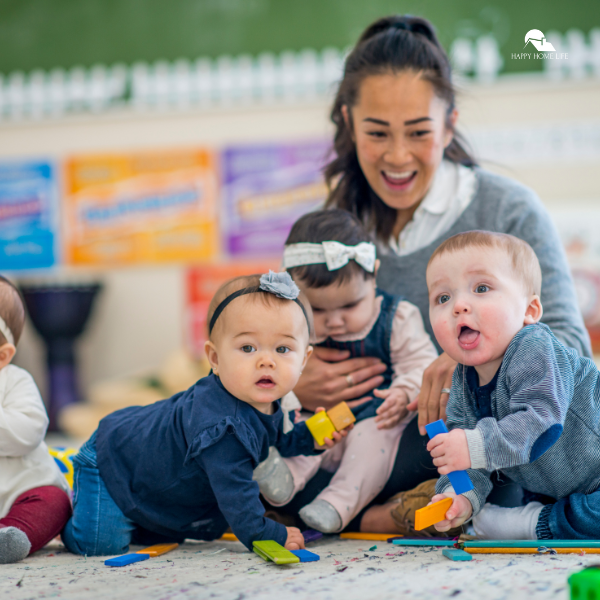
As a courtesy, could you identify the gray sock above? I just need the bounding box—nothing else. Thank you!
[299,500,342,533]
[252,447,294,505]
[0,527,31,564]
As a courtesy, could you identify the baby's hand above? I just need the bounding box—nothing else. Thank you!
[373,388,409,429]
[284,527,305,550]
[430,492,473,531]
[427,429,471,474]
[315,406,354,449]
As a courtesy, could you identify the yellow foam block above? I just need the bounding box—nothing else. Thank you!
[136,543,179,557]
[414,497,453,531]
[219,533,239,542]
[305,411,336,446]
[339,532,399,541]
[327,402,356,431]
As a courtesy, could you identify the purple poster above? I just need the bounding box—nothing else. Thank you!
[222,140,330,256]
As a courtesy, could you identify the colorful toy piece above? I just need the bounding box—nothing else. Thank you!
[105,553,149,567]
[392,538,456,547]
[327,402,356,431]
[569,566,600,599]
[219,533,239,542]
[302,530,323,544]
[136,543,178,557]
[253,540,300,564]
[339,532,398,541]
[414,497,453,531]
[425,420,474,495]
[49,447,78,488]
[442,548,472,561]
[305,402,356,446]
[290,549,320,562]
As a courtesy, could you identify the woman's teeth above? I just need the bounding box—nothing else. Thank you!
[384,171,414,183]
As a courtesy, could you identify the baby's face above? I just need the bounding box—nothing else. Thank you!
[300,274,377,340]
[427,246,541,373]
[206,295,312,413]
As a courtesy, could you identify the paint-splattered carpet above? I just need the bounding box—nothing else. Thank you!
[0,536,590,599]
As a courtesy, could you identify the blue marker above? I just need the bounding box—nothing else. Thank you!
[425,419,474,495]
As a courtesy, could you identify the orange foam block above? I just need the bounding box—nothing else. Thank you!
[339,532,398,541]
[219,533,239,542]
[327,402,356,431]
[414,497,453,531]
[136,543,179,557]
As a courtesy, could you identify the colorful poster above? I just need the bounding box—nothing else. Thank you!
[64,149,218,265]
[0,160,57,270]
[186,262,279,356]
[222,140,330,257]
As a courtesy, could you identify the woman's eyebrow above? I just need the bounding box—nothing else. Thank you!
[362,116,434,126]
[363,117,389,126]
[404,117,433,126]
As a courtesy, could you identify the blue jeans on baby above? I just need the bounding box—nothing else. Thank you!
[536,489,600,540]
[61,431,138,556]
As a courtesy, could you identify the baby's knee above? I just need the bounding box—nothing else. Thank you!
[61,519,129,557]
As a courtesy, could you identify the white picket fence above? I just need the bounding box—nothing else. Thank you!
[1,28,599,121]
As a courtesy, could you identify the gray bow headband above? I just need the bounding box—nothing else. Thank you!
[208,271,310,334]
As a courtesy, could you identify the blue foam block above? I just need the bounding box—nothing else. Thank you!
[442,548,472,561]
[105,553,150,567]
[425,419,474,495]
[290,549,320,562]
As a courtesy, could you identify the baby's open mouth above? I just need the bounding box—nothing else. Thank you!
[458,325,480,345]
[256,376,275,388]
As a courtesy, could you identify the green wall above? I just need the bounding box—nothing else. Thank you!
[0,0,598,74]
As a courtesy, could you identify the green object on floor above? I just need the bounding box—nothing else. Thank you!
[253,540,300,565]
[569,566,600,599]
[369,545,377,551]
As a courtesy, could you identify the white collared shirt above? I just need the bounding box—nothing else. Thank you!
[389,160,477,256]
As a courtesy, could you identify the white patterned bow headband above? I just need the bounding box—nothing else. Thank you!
[0,315,14,346]
[282,241,377,273]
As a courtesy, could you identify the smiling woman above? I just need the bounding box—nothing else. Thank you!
[288,14,592,536]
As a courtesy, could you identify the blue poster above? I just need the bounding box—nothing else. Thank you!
[0,160,57,270]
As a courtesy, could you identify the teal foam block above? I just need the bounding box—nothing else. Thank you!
[442,548,472,561]
[105,553,150,567]
[392,539,456,547]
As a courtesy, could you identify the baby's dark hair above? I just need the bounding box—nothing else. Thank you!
[285,209,375,288]
[0,276,26,346]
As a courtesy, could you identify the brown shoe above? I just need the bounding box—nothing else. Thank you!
[388,479,463,538]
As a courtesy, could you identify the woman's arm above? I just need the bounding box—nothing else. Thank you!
[293,346,387,411]
[497,184,591,357]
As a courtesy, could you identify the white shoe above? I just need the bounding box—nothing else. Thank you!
[299,500,342,533]
[472,502,544,540]
[252,447,294,505]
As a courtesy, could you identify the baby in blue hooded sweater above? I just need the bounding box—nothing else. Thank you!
[425,231,600,540]
[62,272,351,555]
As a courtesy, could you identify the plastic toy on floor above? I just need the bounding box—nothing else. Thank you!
[253,540,300,564]
[414,497,453,530]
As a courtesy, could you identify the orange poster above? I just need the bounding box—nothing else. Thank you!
[64,149,218,265]
[186,262,279,356]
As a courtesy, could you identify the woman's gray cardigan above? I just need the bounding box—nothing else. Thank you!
[376,168,592,358]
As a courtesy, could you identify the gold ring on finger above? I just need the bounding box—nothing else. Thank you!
[345,374,354,387]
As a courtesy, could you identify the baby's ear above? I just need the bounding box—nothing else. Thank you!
[523,295,543,325]
[204,340,219,374]
[302,345,314,369]
[0,343,16,370]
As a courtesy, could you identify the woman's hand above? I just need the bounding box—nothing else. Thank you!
[406,352,457,435]
[294,347,387,412]
[430,493,473,532]
[373,388,409,429]
[284,527,305,550]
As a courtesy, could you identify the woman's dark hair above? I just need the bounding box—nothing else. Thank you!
[325,15,477,242]
[285,209,375,288]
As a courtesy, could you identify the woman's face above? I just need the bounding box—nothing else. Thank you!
[346,70,456,214]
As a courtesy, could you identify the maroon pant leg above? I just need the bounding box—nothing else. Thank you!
[0,486,72,554]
